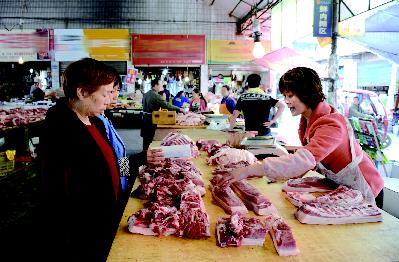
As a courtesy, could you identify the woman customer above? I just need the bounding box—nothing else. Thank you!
[40,58,122,261]
[97,67,131,196]
[219,67,384,208]
[189,88,207,112]
[172,90,190,108]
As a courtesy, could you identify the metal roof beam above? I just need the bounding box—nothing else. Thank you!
[236,0,281,34]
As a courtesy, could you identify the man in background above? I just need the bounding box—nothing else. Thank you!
[229,73,285,136]
[220,85,236,114]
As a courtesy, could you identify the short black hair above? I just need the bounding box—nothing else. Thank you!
[246,74,261,88]
[151,77,160,88]
[222,85,230,92]
[176,91,184,98]
[279,67,325,110]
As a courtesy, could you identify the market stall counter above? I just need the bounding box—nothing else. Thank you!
[107,129,399,261]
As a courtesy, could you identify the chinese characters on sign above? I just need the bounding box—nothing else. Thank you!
[313,0,333,37]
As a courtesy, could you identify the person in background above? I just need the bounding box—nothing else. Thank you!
[172,90,190,108]
[40,58,122,261]
[349,96,372,119]
[229,73,285,136]
[30,81,45,101]
[219,67,384,208]
[189,88,207,113]
[97,67,130,196]
[141,77,184,150]
[220,85,236,114]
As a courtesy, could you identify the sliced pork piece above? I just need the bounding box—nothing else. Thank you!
[285,191,316,207]
[178,208,210,239]
[149,206,180,236]
[128,204,179,236]
[127,207,156,236]
[216,213,268,247]
[285,185,364,207]
[282,176,338,192]
[231,180,277,216]
[208,148,257,166]
[211,186,248,214]
[265,215,299,256]
[295,202,383,225]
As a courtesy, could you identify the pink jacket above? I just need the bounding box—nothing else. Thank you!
[261,101,383,197]
[189,99,207,112]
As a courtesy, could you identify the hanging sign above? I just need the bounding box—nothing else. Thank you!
[132,34,205,65]
[207,40,270,64]
[0,29,49,62]
[313,0,333,37]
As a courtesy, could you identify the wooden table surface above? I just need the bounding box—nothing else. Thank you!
[107,130,399,262]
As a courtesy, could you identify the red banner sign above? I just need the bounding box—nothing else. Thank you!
[132,34,205,65]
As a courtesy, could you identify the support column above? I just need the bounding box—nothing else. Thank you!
[327,0,339,106]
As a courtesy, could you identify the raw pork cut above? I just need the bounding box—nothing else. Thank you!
[137,159,205,199]
[129,164,210,239]
[210,175,247,214]
[211,186,248,214]
[176,112,205,126]
[231,180,277,216]
[285,185,365,207]
[295,202,383,224]
[207,147,257,166]
[161,132,200,157]
[216,213,268,247]
[177,190,210,239]
[282,176,338,192]
[196,139,221,152]
[0,107,48,130]
[128,204,179,236]
[265,215,299,256]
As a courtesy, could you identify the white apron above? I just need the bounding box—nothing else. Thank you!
[311,119,376,204]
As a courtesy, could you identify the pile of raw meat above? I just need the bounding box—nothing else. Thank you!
[282,176,383,224]
[128,159,210,239]
[176,112,206,126]
[204,142,258,166]
[161,132,200,158]
[0,107,47,130]
[216,213,299,256]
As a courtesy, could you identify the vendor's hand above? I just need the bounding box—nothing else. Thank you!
[263,120,275,128]
[217,166,250,187]
[146,148,165,164]
[218,163,266,187]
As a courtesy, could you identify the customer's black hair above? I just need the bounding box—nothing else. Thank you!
[151,77,160,88]
[246,74,261,88]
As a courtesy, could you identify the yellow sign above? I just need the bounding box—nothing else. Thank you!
[84,29,130,61]
[207,40,271,64]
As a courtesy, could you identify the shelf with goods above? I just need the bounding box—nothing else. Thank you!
[349,117,388,176]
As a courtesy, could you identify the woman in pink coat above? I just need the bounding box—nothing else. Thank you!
[220,67,384,208]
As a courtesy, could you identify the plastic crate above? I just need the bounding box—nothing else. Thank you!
[152,110,176,125]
